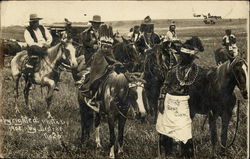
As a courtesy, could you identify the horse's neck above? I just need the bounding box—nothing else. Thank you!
[44,44,62,67]
[215,62,236,93]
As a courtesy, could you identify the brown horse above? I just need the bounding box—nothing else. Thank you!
[78,70,146,158]
[189,56,248,156]
[11,40,77,117]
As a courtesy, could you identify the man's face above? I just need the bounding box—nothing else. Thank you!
[170,25,176,31]
[92,22,101,30]
[30,21,39,29]
[146,32,152,37]
[226,30,231,35]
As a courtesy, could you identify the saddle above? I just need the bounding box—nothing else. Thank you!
[23,55,42,75]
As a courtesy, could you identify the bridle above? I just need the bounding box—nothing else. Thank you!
[230,57,247,92]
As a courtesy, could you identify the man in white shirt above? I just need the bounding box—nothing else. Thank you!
[164,22,179,68]
[165,22,178,45]
[222,29,238,58]
[24,14,52,72]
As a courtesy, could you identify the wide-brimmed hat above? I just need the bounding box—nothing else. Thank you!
[89,15,104,23]
[29,14,43,22]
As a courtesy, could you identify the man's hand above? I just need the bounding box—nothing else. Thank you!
[158,99,165,114]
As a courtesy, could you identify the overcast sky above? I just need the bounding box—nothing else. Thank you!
[1,1,249,26]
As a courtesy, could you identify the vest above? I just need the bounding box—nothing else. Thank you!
[26,25,47,43]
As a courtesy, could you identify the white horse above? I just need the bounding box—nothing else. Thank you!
[11,39,77,117]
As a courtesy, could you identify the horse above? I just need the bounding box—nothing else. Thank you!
[112,37,140,72]
[214,47,244,65]
[1,39,26,56]
[142,44,166,122]
[189,56,248,156]
[78,70,146,158]
[11,39,78,117]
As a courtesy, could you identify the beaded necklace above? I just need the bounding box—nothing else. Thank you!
[176,63,199,86]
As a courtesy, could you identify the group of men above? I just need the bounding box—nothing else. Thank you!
[22,13,239,159]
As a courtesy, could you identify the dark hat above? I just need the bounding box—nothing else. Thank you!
[143,16,152,24]
[89,15,104,23]
[29,14,43,22]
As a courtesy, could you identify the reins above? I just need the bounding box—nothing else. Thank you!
[220,99,240,149]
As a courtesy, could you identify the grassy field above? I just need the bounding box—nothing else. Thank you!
[0,19,248,159]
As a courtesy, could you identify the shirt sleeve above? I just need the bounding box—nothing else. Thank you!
[44,27,53,46]
[166,31,173,41]
[24,29,40,47]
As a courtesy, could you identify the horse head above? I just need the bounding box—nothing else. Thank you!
[230,57,248,99]
[113,37,140,72]
[127,72,147,118]
[59,39,78,69]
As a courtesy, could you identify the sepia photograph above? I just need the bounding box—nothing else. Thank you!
[0,1,249,158]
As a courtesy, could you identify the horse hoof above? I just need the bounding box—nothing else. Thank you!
[96,143,102,149]
[109,146,115,159]
[15,107,20,113]
[47,111,53,119]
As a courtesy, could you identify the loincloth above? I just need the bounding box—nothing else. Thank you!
[156,93,192,144]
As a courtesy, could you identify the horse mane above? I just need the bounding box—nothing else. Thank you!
[106,72,128,91]
[46,43,61,63]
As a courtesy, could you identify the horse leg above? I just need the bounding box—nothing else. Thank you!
[208,112,218,157]
[23,79,32,110]
[43,77,55,118]
[220,110,232,155]
[108,118,116,159]
[14,74,21,113]
[118,115,126,155]
[95,113,102,149]
[78,92,93,142]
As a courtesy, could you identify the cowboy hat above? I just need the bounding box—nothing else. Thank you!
[29,14,43,22]
[89,15,104,23]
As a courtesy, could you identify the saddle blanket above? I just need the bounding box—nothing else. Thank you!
[156,94,192,144]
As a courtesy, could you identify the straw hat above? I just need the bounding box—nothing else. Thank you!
[29,14,43,22]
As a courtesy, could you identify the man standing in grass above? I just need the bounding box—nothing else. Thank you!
[156,42,203,159]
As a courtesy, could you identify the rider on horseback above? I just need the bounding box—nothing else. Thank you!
[135,16,161,55]
[164,21,180,68]
[222,29,238,59]
[80,24,124,112]
[24,14,52,76]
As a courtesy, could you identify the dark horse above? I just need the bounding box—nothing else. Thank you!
[189,56,248,156]
[143,36,204,121]
[112,37,140,72]
[78,70,146,158]
[142,44,166,121]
